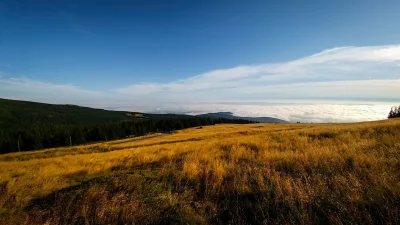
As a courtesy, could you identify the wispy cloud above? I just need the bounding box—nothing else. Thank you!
[236,79,399,100]
[1,45,399,122]
[115,45,400,102]
[0,77,105,104]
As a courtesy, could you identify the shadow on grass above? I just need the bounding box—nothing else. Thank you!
[23,152,204,225]
[23,165,400,225]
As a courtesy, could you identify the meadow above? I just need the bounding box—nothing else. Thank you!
[0,119,400,224]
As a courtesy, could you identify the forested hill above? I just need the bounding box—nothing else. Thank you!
[200,112,287,123]
[0,98,254,154]
[0,98,189,130]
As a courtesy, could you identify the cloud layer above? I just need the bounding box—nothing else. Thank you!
[1,45,400,122]
[145,103,392,123]
[115,45,400,101]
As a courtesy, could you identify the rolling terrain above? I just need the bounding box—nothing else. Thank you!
[0,98,253,153]
[0,98,191,130]
[0,119,400,224]
[0,99,283,130]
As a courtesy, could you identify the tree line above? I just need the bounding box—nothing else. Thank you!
[0,117,254,154]
[388,106,400,118]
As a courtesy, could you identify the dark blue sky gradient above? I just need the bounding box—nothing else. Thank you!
[0,0,399,90]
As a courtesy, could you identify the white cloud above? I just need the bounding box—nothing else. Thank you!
[0,77,105,104]
[236,79,399,100]
[115,45,400,99]
[143,103,392,123]
[2,45,400,122]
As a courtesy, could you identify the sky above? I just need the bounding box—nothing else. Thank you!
[0,0,399,122]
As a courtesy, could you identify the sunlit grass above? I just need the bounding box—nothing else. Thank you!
[1,119,400,224]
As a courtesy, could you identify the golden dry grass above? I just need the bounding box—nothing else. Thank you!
[1,119,400,224]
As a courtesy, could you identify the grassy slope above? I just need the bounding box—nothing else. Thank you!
[1,119,400,224]
[0,98,188,129]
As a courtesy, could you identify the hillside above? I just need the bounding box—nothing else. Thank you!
[1,119,399,224]
[0,98,254,154]
[0,98,190,130]
[200,112,287,123]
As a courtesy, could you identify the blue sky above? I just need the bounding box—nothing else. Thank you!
[1,0,400,122]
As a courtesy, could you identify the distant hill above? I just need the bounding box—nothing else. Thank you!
[199,112,287,123]
[0,98,256,153]
[0,98,189,130]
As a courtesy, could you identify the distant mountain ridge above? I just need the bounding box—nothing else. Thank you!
[199,112,287,123]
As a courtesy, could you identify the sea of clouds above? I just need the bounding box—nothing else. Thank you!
[143,102,393,123]
[1,45,399,122]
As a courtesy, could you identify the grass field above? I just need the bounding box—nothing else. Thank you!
[1,119,400,224]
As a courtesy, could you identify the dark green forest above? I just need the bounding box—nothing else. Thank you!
[0,98,253,154]
[0,98,192,129]
[388,106,400,118]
